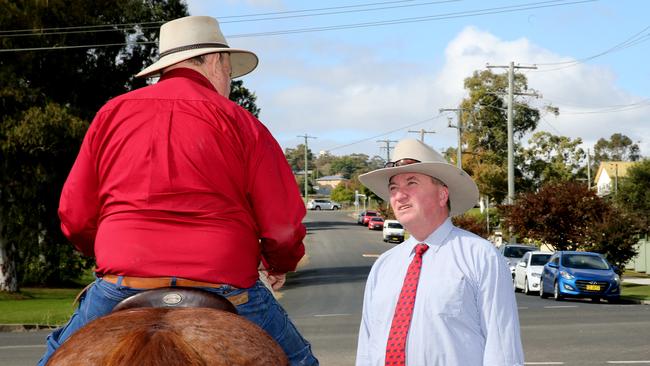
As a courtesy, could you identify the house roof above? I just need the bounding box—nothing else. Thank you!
[593,161,636,184]
[316,175,347,181]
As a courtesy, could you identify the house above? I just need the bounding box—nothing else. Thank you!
[315,175,348,195]
[593,161,635,196]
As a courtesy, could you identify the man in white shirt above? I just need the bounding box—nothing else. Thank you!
[356,139,524,366]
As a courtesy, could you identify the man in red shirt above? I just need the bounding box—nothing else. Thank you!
[39,15,318,366]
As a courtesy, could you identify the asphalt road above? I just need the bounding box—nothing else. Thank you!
[2,209,649,365]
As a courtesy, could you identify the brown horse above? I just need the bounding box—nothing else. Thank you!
[46,288,288,366]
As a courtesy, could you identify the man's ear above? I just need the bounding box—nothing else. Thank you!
[439,186,450,207]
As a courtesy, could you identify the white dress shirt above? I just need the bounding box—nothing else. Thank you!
[356,218,524,366]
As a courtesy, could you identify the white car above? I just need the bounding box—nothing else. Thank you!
[514,251,553,295]
[307,199,341,210]
[382,220,404,243]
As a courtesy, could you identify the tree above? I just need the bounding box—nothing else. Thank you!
[615,159,650,236]
[459,70,544,204]
[501,181,638,266]
[330,154,371,179]
[230,80,260,117]
[593,133,641,166]
[284,144,313,173]
[330,183,355,204]
[520,131,586,187]
[0,1,189,291]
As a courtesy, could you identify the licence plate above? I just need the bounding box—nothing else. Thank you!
[586,284,600,291]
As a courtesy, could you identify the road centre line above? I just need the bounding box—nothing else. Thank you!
[524,362,564,365]
[607,362,650,364]
[0,345,45,350]
[543,305,578,309]
[362,254,380,258]
[313,313,351,317]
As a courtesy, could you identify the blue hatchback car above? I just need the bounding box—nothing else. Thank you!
[539,251,620,303]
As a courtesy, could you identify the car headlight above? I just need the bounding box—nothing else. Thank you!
[531,273,541,278]
[614,274,620,284]
[560,270,574,280]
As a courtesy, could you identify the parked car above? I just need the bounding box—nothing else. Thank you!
[382,220,405,243]
[514,251,552,295]
[307,199,341,210]
[539,251,621,303]
[498,244,538,278]
[368,217,385,230]
[358,210,379,225]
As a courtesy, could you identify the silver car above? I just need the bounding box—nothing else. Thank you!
[307,199,341,210]
[498,244,538,278]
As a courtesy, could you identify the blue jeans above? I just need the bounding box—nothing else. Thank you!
[38,277,318,366]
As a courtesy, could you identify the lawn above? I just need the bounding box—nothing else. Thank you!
[621,282,650,302]
[0,288,80,325]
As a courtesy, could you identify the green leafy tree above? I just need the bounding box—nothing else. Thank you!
[230,80,260,117]
[284,144,313,173]
[584,208,639,269]
[593,133,641,166]
[520,131,586,187]
[330,182,355,204]
[615,159,650,235]
[0,0,189,291]
[459,69,545,203]
[330,154,372,179]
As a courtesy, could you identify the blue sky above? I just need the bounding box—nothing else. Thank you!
[185,0,649,159]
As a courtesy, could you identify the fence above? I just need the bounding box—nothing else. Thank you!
[627,237,650,273]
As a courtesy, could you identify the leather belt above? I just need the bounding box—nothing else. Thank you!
[101,274,229,289]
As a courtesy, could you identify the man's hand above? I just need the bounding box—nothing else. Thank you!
[266,272,286,290]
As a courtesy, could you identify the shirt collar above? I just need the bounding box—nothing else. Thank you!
[159,68,216,92]
[404,217,453,255]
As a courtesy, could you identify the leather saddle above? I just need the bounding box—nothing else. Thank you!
[112,286,238,314]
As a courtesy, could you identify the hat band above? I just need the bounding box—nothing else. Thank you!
[160,42,230,58]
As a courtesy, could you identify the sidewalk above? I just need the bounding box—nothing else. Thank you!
[623,277,650,285]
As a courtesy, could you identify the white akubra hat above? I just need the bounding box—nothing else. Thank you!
[358,139,479,217]
[136,16,259,79]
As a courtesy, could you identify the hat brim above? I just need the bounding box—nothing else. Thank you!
[135,48,258,79]
[358,163,479,217]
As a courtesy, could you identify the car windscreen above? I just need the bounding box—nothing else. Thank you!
[503,246,536,258]
[370,218,383,222]
[386,223,403,229]
[530,254,551,266]
[561,254,609,270]
[366,212,378,217]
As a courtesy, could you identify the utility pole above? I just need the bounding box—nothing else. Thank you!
[439,108,466,169]
[586,148,591,189]
[297,134,317,203]
[377,139,398,163]
[486,62,538,205]
[408,128,435,142]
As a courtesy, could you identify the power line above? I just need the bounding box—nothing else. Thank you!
[0,0,595,52]
[325,115,441,152]
[0,0,459,38]
[531,24,650,72]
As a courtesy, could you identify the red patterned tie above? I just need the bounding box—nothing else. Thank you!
[385,243,429,365]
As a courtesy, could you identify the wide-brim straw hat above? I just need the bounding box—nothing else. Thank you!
[136,16,258,79]
[358,139,479,217]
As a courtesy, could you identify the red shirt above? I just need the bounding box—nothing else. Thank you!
[58,68,306,288]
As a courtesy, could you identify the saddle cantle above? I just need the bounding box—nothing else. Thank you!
[112,286,238,314]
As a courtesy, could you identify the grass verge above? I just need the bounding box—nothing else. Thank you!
[0,288,80,325]
[621,282,650,302]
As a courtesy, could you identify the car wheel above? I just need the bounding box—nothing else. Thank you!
[315,206,321,210]
[539,278,549,299]
[553,281,563,301]
[333,206,339,210]
[523,277,530,295]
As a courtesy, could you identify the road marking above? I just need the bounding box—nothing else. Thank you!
[518,306,529,309]
[0,345,45,350]
[525,362,564,365]
[607,362,650,364]
[314,313,351,317]
[543,305,578,309]
[362,254,380,258]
